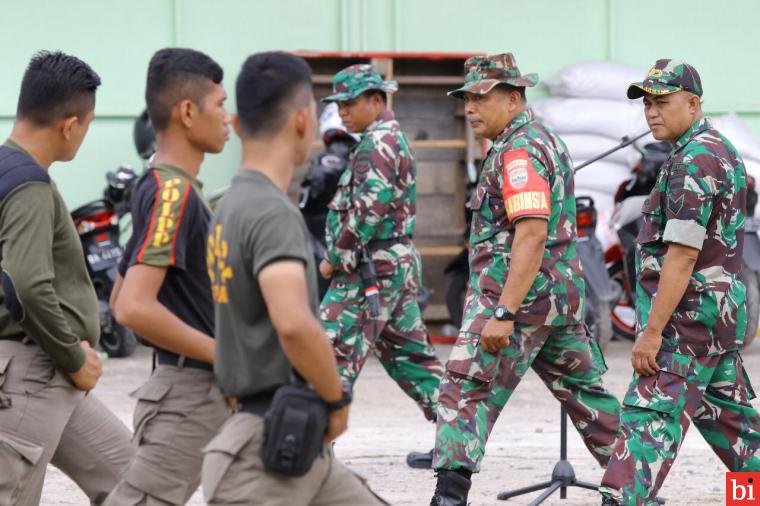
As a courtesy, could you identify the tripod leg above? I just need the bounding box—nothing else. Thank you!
[573,480,601,491]
[527,481,563,506]
[496,481,553,500]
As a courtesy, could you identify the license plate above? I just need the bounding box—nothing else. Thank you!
[87,243,122,271]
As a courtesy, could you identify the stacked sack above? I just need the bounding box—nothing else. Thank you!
[533,60,760,243]
[532,60,650,249]
[711,113,760,216]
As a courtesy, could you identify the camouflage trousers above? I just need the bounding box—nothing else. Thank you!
[599,350,760,506]
[320,269,444,422]
[434,323,621,472]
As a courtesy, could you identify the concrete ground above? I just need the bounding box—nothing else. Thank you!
[43,338,760,505]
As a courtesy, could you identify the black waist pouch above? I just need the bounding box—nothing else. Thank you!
[261,384,328,476]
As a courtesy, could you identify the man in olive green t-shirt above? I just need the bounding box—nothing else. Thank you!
[202,51,386,505]
[0,52,133,505]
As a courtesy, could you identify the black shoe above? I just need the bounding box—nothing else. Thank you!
[430,469,471,506]
[601,497,620,506]
[406,449,433,469]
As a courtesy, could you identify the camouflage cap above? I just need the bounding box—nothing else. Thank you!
[448,53,538,98]
[322,64,398,103]
[627,59,703,99]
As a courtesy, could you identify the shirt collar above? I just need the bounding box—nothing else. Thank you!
[494,108,534,148]
[3,138,33,159]
[673,116,711,153]
[364,110,396,136]
[152,163,204,190]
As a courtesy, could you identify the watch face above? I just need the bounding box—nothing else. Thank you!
[495,306,505,319]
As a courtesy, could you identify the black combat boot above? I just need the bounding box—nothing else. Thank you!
[601,496,621,505]
[430,469,471,506]
[406,449,433,469]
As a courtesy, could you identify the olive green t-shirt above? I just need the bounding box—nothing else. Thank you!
[0,139,99,372]
[209,169,319,398]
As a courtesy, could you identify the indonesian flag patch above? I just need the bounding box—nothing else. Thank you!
[501,148,551,222]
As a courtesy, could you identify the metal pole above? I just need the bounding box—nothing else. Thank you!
[574,130,651,173]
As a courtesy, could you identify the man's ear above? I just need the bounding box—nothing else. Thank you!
[231,113,242,137]
[61,115,79,141]
[175,99,196,128]
[293,107,308,138]
[688,93,702,115]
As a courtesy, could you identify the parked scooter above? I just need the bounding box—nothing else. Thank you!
[71,165,139,357]
[606,140,760,348]
[605,141,670,342]
[576,196,615,349]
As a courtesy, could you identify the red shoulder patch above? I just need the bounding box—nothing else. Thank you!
[501,149,551,222]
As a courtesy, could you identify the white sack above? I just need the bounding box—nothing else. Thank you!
[561,133,642,167]
[545,60,646,100]
[533,98,648,140]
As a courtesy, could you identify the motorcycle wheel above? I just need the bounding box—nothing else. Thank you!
[740,265,760,349]
[608,261,637,342]
[100,322,138,358]
[585,288,613,351]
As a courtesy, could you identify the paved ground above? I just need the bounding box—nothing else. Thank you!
[42,338,760,505]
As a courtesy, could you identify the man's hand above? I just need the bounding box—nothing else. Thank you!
[631,329,662,376]
[480,317,514,354]
[68,341,103,391]
[319,259,336,280]
[324,406,349,444]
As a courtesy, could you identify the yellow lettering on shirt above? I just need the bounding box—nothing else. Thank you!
[207,224,233,304]
[151,178,184,248]
[505,191,549,217]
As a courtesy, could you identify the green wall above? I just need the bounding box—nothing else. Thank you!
[2,0,760,207]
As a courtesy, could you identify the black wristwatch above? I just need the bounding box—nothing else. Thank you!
[493,305,516,321]
[324,386,352,411]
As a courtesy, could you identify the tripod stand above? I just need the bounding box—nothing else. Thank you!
[497,406,665,505]
[496,406,599,504]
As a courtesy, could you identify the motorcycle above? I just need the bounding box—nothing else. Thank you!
[576,195,615,350]
[71,165,139,357]
[606,141,760,348]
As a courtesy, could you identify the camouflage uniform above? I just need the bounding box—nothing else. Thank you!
[434,54,621,474]
[320,65,444,422]
[600,60,760,506]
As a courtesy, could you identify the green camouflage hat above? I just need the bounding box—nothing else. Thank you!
[322,64,398,103]
[448,53,538,98]
[627,59,703,99]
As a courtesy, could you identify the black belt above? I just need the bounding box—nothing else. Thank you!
[155,349,213,371]
[238,391,275,416]
[368,236,411,252]
[0,333,27,342]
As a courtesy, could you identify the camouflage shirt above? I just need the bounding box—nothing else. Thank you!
[464,108,584,333]
[636,117,747,357]
[325,110,416,273]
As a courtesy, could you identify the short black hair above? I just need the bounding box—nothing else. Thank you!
[145,48,224,131]
[362,89,387,104]
[495,83,527,101]
[236,51,312,138]
[16,51,101,126]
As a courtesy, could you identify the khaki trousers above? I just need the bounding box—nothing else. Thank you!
[201,412,388,506]
[0,340,134,506]
[104,365,229,505]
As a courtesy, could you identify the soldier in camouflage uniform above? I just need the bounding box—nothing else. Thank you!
[599,59,760,506]
[319,64,445,468]
[430,53,622,506]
